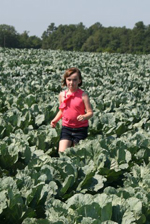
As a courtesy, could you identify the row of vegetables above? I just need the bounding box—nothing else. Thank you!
[0,47,150,223]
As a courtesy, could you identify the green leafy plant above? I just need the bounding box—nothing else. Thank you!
[0,48,150,223]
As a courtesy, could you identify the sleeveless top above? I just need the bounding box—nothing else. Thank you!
[59,89,88,128]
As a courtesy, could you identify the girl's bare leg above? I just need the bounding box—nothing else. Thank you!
[58,139,72,152]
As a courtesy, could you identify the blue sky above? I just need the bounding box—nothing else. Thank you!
[1,0,150,37]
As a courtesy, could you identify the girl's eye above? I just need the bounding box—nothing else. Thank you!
[67,79,77,81]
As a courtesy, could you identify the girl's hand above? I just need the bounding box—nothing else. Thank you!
[77,115,85,121]
[50,110,62,128]
[50,121,56,128]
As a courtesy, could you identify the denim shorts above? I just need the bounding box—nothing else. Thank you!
[60,126,88,144]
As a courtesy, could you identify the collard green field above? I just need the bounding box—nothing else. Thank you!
[0,47,150,224]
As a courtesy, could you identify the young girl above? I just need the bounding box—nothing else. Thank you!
[50,67,93,152]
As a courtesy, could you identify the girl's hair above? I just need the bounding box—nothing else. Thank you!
[62,67,82,87]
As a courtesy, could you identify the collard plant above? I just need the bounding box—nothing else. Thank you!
[0,48,150,223]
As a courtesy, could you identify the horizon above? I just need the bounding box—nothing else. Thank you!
[1,0,150,38]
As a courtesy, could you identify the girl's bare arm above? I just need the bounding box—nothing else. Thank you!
[77,92,93,121]
[50,92,63,127]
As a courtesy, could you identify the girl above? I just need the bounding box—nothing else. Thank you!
[50,67,93,152]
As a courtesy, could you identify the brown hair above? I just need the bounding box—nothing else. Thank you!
[62,67,82,87]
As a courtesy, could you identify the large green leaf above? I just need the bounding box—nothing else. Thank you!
[0,190,8,214]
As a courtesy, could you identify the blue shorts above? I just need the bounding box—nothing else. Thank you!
[60,126,88,144]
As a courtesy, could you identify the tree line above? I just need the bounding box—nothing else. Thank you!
[0,21,150,54]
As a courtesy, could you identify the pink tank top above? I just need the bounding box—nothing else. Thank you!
[59,89,88,128]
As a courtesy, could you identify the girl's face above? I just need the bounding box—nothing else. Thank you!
[66,72,81,92]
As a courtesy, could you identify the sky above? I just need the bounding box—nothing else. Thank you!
[0,0,150,38]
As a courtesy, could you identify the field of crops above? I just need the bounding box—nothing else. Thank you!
[0,47,150,223]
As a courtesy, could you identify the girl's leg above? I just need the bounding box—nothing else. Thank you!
[58,139,72,152]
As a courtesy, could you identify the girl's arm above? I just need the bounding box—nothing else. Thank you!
[50,110,62,128]
[77,92,93,121]
[50,92,63,128]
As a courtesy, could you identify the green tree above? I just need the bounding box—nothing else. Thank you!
[42,22,57,38]
[42,23,87,51]
[27,35,42,49]
[129,21,146,53]
[81,24,101,52]
[87,22,103,36]
[72,22,88,51]
[0,24,19,48]
[119,27,131,53]
[18,31,42,48]
[42,23,57,49]
[18,31,30,48]
[81,36,96,52]
[143,25,150,54]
